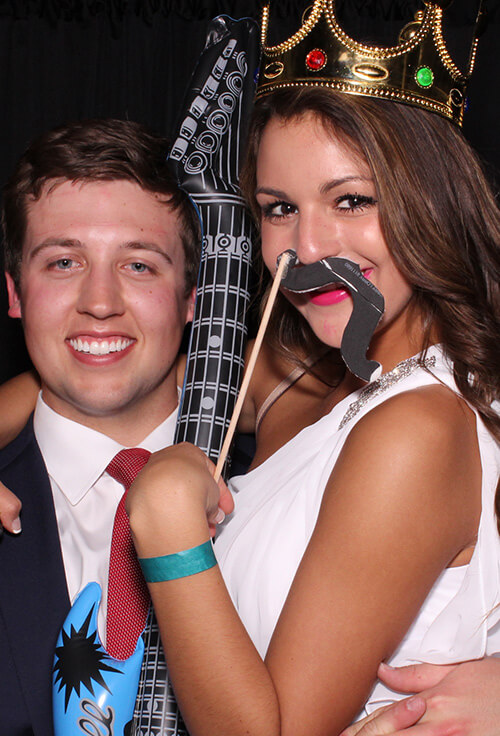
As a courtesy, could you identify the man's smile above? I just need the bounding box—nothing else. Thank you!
[67,336,135,356]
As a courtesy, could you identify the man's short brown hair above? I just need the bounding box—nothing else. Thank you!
[2,118,201,294]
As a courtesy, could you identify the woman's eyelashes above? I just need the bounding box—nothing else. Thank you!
[260,192,377,222]
[260,200,297,221]
[335,193,377,213]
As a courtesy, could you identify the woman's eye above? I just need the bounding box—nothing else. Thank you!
[336,194,377,212]
[261,201,297,220]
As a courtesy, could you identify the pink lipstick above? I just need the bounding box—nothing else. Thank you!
[309,268,373,306]
[310,288,349,306]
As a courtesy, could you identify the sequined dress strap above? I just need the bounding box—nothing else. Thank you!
[339,353,438,429]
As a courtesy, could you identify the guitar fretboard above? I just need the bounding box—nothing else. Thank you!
[174,198,252,467]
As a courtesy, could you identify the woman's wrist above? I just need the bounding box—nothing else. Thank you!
[127,443,223,556]
[129,493,211,558]
[139,539,217,582]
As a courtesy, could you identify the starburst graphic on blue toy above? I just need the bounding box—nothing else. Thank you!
[53,603,121,711]
[52,583,144,736]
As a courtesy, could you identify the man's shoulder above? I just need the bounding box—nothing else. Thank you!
[0,415,39,472]
[0,415,52,511]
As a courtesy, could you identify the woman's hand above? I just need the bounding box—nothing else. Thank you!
[341,658,500,736]
[126,442,234,557]
[0,480,22,534]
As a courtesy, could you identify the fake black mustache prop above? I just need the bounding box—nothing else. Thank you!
[278,251,385,382]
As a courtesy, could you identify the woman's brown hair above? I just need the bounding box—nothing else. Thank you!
[240,87,500,521]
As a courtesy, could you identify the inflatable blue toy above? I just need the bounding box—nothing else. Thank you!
[53,583,144,736]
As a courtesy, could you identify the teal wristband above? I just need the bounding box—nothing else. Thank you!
[139,540,217,582]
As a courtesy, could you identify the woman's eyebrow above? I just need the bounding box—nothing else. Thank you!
[320,176,373,195]
[254,186,289,199]
[255,176,373,199]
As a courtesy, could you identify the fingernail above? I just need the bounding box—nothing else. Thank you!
[406,696,425,712]
[215,508,225,524]
[379,662,394,671]
[11,517,22,534]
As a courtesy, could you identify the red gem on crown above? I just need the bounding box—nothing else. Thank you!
[306,48,327,71]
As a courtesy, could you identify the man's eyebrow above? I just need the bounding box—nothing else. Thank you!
[28,239,83,260]
[121,241,173,264]
[27,239,173,264]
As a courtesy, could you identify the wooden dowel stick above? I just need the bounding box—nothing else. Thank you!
[214,251,294,481]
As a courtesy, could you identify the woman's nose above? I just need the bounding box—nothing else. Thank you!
[293,211,341,265]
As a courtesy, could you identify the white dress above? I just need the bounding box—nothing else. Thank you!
[215,345,500,717]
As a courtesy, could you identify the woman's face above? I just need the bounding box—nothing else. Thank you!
[255,112,414,351]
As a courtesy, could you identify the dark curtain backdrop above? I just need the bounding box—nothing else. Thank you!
[0,0,498,381]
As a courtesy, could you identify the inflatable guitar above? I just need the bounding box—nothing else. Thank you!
[133,15,259,735]
[52,16,259,736]
[170,14,259,464]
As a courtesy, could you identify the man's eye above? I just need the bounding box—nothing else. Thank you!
[52,258,74,269]
[129,262,150,273]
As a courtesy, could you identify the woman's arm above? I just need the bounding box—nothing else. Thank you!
[341,659,500,736]
[0,483,22,534]
[127,386,481,736]
[0,370,40,446]
[0,371,40,533]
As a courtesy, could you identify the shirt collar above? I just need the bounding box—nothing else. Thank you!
[33,393,178,506]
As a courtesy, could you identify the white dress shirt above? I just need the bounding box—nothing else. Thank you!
[33,393,178,640]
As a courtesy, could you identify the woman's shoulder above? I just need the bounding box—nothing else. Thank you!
[325,382,482,555]
[351,383,478,458]
[338,383,481,512]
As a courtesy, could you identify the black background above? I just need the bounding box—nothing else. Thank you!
[0,0,497,382]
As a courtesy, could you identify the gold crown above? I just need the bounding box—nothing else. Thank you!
[256,0,486,126]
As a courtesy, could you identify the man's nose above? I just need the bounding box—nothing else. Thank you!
[294,211,341,265]
[76,266,125,319]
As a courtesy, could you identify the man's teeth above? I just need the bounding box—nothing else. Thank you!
[69,338,133,356]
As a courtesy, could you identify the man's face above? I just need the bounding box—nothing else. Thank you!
[6,179,195,435]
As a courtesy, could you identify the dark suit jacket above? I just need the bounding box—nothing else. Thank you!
[0,418,70,735]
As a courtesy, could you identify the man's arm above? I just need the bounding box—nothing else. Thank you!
[341,659,500,736]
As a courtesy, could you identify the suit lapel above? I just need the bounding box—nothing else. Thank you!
[0,419,70,733]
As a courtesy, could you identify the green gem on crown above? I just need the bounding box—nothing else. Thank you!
[416,66,434,88]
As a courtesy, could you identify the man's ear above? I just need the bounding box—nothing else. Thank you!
[5,272,22,318]
[186,286,196,324]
